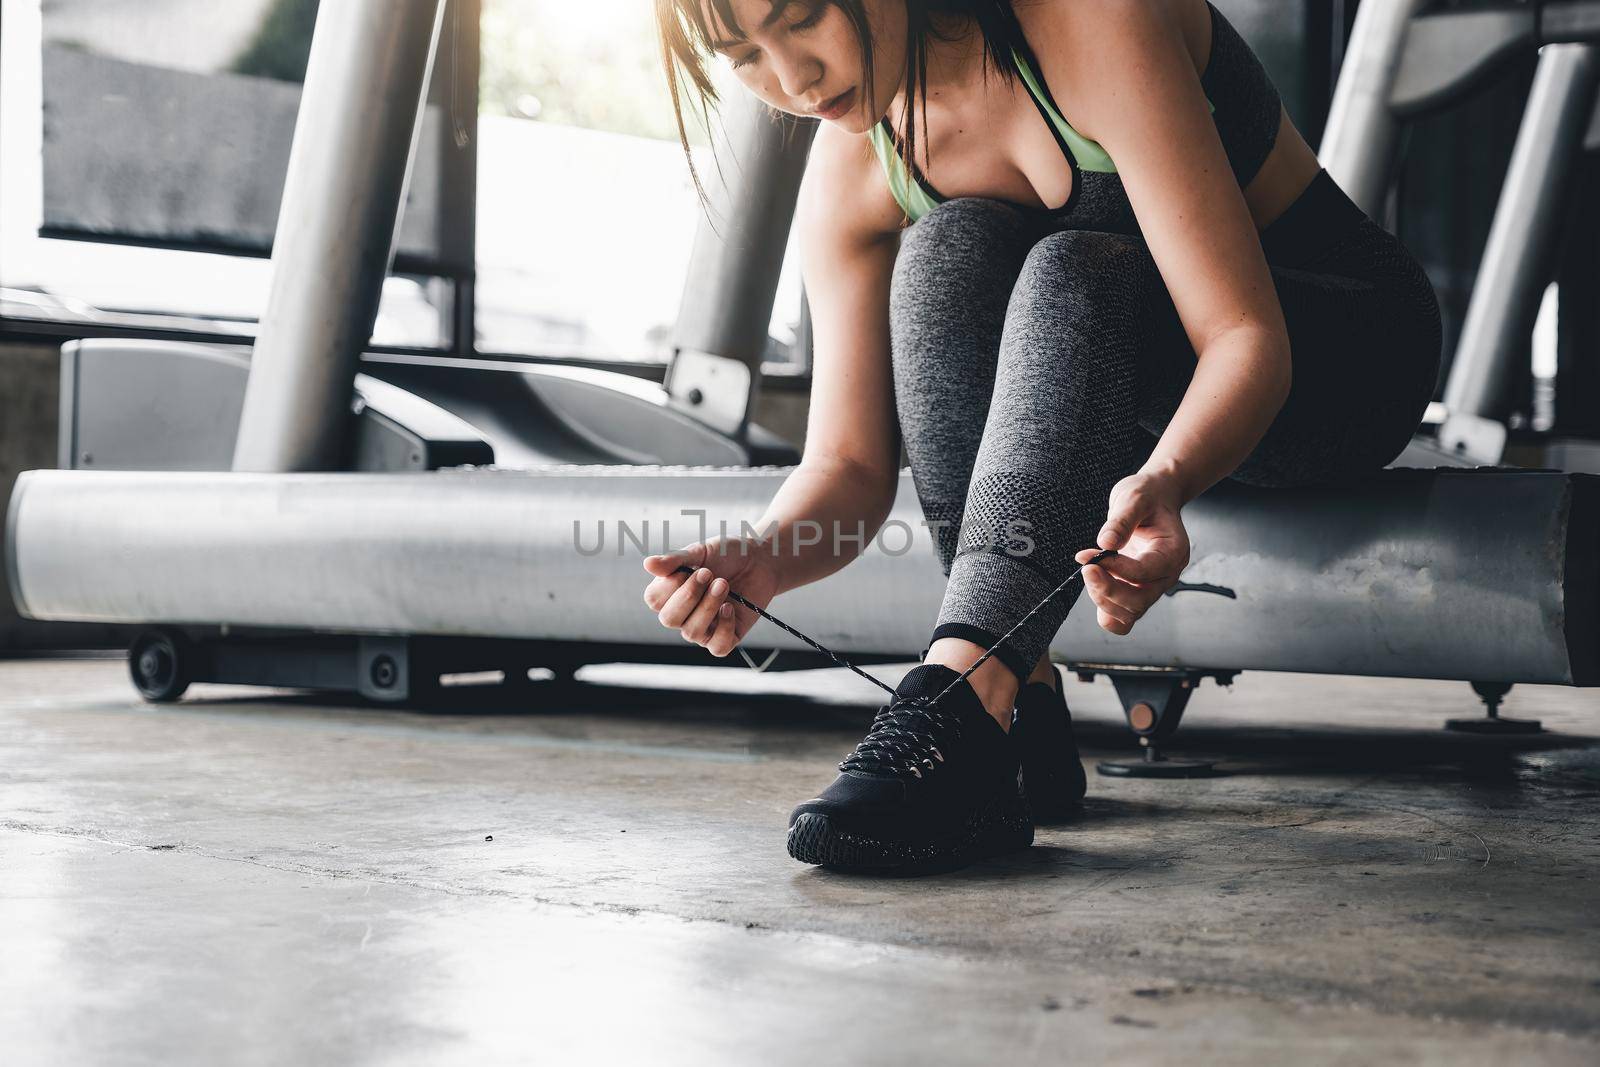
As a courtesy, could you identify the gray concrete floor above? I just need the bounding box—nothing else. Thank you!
[2,652,1597,1065]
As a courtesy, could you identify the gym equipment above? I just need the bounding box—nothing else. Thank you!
[1075,667,1239,779]
[4,2,1598,761]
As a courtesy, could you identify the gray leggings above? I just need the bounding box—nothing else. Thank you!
[889,170,1442,684]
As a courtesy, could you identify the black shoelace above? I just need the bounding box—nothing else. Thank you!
[837,693,965,779]
[672,548,1118,780]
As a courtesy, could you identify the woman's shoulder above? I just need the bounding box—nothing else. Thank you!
[797,119,910,243]
[1011,0,1210,84]
[1011,0,1213,140]
[1013,0,1202,37]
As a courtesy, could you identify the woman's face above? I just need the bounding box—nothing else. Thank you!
[702,0,906,134]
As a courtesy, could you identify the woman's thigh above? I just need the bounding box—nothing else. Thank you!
[888,197,1039,413]
[888,197,1040,566]
[1239,221,1442,486]
[1112,221,1444,488]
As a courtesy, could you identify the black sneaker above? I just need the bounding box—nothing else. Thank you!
[786,663,1033,873]
[1012,663,1087,821]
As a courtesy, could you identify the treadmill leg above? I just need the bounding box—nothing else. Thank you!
[1445,681,1542,734]
[1077,667,1235,778]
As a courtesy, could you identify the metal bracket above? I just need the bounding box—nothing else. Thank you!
[1437,411,1511,465]
[1070,664,1238,778]
[663,348,754,438]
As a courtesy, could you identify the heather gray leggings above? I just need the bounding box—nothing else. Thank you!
[889,170,1442,684]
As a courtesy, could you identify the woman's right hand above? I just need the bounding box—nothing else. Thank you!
[640,535,781,658]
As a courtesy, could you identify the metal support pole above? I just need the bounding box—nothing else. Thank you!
[1439,44,1600,461]
[1320,0,1431,218]
[233,0,448,472]
[436,0,480,358]
[666,93,816,437]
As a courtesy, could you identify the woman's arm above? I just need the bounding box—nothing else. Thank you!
[641,122,906,654]
[1025,0,1294,632]
[751,120,910,597]
[1026,0,1292,506]
[752,458,894,597]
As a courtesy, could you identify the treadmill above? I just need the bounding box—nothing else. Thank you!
[6,0,1598,767]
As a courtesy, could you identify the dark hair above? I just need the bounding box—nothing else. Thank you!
[654,1,1032,215]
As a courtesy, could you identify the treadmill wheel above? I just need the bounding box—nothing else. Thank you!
[129,628,192,703]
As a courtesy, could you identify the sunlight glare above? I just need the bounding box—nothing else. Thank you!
[513,0,638,45]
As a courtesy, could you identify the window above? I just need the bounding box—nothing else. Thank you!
[474,0,807,368]
[0,0,808,369]
[0,0,447,347]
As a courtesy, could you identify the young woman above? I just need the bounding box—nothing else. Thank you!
[640,0,1442,873]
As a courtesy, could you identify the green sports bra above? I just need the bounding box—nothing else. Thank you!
[866,42,1214,223]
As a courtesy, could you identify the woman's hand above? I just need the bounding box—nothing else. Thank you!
[641,535,782,658]
[1073,469,1191,636]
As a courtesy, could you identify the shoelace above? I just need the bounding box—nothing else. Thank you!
[836,693,964,780]
[672,547,1118,712]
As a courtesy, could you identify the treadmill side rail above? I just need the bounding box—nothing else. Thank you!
[5,466,1596,688]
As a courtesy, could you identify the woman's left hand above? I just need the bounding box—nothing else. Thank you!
[1073,469,1191,636]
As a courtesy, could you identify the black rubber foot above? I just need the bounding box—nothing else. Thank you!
[1445,716,1543,735]
[1097,757,1219,779]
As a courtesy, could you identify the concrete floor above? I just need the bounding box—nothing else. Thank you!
[1,653,1597,1065]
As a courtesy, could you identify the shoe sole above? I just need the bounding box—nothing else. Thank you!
[786,793,1034,875]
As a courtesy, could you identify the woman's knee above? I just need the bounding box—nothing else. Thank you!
[892,198,1034,297]
[1012,230,1154,314]
[889,199,1038,380]
[904,197,1033,252]
[1003,229,1166,361]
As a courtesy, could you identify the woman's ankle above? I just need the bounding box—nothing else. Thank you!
[922,638,1020,732]
[1027,655,1057,690]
